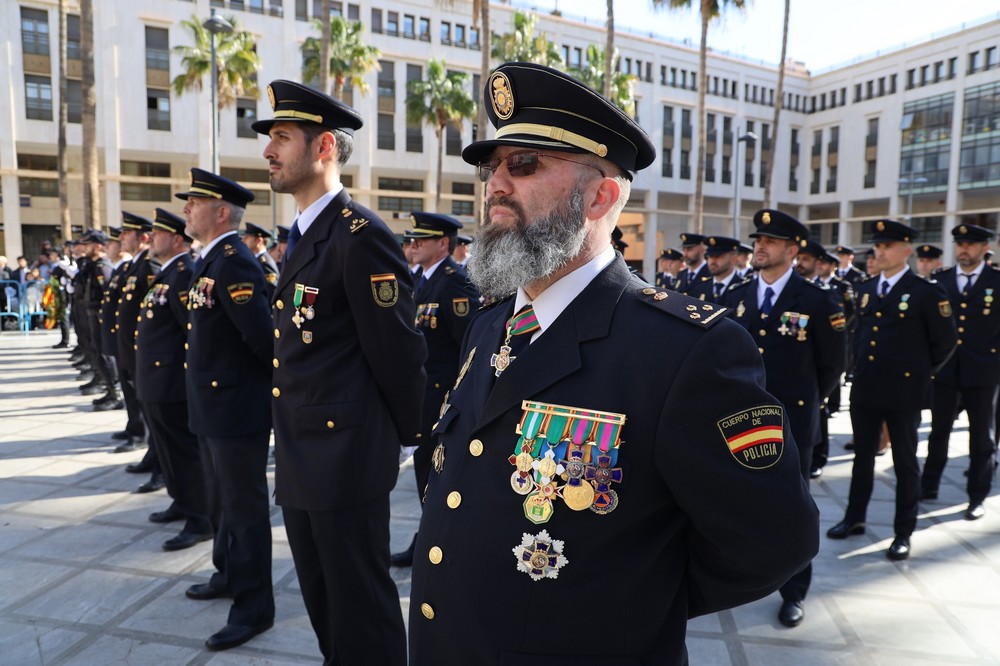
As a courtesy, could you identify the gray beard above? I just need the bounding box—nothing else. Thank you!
[468,184,587,298]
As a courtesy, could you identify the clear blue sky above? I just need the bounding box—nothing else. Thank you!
[508,0,1000,72]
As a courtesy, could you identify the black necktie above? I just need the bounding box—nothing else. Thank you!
[961,273,975,292]
[880,280,890,299]
[285,218,302,261]
[713,282,724,298]
[761,286,775,315]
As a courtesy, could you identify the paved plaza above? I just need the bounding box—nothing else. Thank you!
[2,331,1000,665]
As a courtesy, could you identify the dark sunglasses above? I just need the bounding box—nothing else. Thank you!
[477,152,606,183]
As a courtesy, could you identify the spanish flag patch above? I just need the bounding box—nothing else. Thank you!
[717,405,784,470]
[227,282,254,304]
[829,312,846,331]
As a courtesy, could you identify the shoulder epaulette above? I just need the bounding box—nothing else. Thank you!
[176,259,187,272]
[478,293,513,311]
[805,277,829,290]
[637,286,728,328]
[223,244,238,257]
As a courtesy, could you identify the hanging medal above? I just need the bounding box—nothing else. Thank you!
[560,413,596,511]
[899,294,910,312]
[291,283,305,328]
[797,314,809,341]
[777,312,790,335]
[985,289,993,315]
[303,286,319,321]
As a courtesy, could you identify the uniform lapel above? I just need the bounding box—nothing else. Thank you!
[770,273,803,318]
[880,270,914,311]
[739,277,761,322]
[275,190,351,294]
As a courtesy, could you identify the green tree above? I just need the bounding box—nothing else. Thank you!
[171,15,261,110]
[406,60,476,211]
[763,0,790,209]
[302,15,381,100]
[567,45,636,117]
[491,10,562,66]
[81,0,100,229]
[653,0,748,234]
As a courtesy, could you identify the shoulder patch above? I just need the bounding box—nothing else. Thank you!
[370,273,399,307]
[265,272,277,285]
[453,297,470,317]
[638,287,728,328]
[227,282,254,304]
[829,312,846,331]
[939,300,952,317]
[718,405,784,469]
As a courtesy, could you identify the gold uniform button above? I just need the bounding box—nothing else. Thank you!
[211,380,219,388]
[421,603,435,620]
[183,362,188,369]
[875,312,882,318]
[870,340,877,347]
[184,343,189,350]
[154,361,161,367]
[868,355,875,361]
[960,315,967,321]
[272,387,281,397]
[957,339,964,345]
[758,329,766,336]
[276,299,284,309]
[115,311,120,316]
[446,491,462,508]
[961,303,968,309]
[326,421,335,429]
[469,439,484,456]
[273,358,280,368]
[797,400,805,406]
[434,382,440,389]
[904,372,911,377]
[428,546,443,564]
[758,347,765,354]
[133,344,138,351]
[958,327,965,333]
[873,326,879,332]
[187,323,192,330]
[274,328,281,338]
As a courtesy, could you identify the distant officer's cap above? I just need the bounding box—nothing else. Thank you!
[457,234,474,246]
[820,249,841,264]
[611,226,629,250]
[462,62,655,179]
[122,212,153,232]
[704,236,740,255]
[107,226,122,241]
[750,209,809,246]
[252,79,364,135]
[151,208,190,241]
[409,212,463,239]
[864,247,875,257]
[659,248,682,261]
[835,245,856,255]
[916,244,944,259]
[951,224,995,243]
[870,219,916,243]
[799,239,827,259]
[738,242,754,255]
[175,168,255,208]
[679,232,706,247]
[243,222,273,240]
[79,229,108,245]
[275,225,291,243]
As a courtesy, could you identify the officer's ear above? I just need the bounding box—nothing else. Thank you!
[586,177,620,223]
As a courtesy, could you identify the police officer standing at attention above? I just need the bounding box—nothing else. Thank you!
[921,224,1000,520]
[408,62,818,665]
[676,232,709,293]
[828,220,957,560]
[178,168,275,651]
[254,80,426,666]
[654,248,681,290]
[915,244,944,278]
[135,208,213,551]
[77,230,117,404]
[723,211,846,627]
[834,245,866,285]
[391,212,481,568]
[452,233,473,267]
[241,222,279,297]
[688,235,745,303]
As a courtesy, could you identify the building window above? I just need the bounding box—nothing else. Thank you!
[440,21,451,44]
[810,168,820,194]
[469,26,479,49]
[987,47,999,70]
[455,24,465,46]
[25,75,53,120]
[418,17,430,41]
[959,81,1000,189]
[827,165,838,193]
[812,129,822,157]
[220,167,269,205]
[145,27,169,71]
[906,69,915,90]
[854,83,861,103]
[828,126,839,154]
[572,47,582,68]
[681,109,692,139]
[20,177,59,197]
[236,98,257,138]
[378,177,423,212]
[451,182,474,217]
[680,150,690,180]
[67,14,81,60]
[889,74,897,93]
[386,11,398,36]
[661,149,673,178]
[403,15,415,38]
[121,160,171,201]
[934,61,943,82]
[969,51,980,74]
[377,113,394,150]
[67,79,82,123]
[296,0,308,21]
[901,93,954,147]
[948,57,957,79]
[721,155,731,185]
[864,159,876,188]
[371,8,382,33]
[147,89,170,131]
[21,7,49,56]
[866,117,879,146]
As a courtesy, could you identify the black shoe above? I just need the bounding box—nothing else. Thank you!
[79,381,103,395]
[826,520,866,539]
[205,621,273,651]
[69,352,85,363]
[93,397,123,411]
[844,441,855,451]
[163,531,213,551]
[92,393,111,405]
[112,430,132,441]
[185,583,231,601]
[887,536,910,561]
[52,341,69,349]
[126,460,153,474]
[391,533,417,567]
[809,467,823,479]
[136,477,165,494]
[71,359,90,369]
[149,506,185,523]
[778,600,804,627]
[965,503,986,521]
[114,440,145,453]
[920,488,938,501]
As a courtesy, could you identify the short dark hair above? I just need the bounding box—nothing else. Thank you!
[300,124,354,167]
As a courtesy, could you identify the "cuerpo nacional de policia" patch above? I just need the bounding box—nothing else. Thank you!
[717,405,784,469]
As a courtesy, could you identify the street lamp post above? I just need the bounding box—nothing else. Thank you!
[203,10,232,174]
[732,130,758,238]
[898,175,929,222]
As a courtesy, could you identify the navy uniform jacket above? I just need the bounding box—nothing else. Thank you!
[135,255,194,403]
[688,273,748,304]
[723,273,847,453]
[825,274,856,326]
[81,256,112,311]
[675,263,710,294]
[185,234,274,437]
[840,264,866,285]
[257,250,279,300]
[99,259,131,356]
[933,265,1000,387]
[409,258,819,666]
[851,269,957,408]
[115,249,158,375]
[414,256,481,443]
[270,190,427,510]
[654,272,676,290]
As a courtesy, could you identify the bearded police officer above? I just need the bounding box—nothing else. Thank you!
[408,62,818,665]
[675,232,709,293]
[687,235,745,303]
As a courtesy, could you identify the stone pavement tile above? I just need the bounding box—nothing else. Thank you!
[730,592,848,647]
[244,589,323,658]
[0,513,66,553]
[206,653,321,665]
[15,458,118,488]
[905,523,992,564]
[89,491,174,528]
[871,654,988,665]
[0,455,53,479]
[744,642,865,665]
[832,595,976,659]
[83,466,164,494]
[102,529,214,575]
[13,485,128,521]
[812,553,925,600]
[16,568,170,625]
[0,559,76,610]
[0,619,89,665]
[683,635,733,663]
[63,634,202,666]
[945,605,1000,663]
[0,479,62,508]
[12,522,148,564]
[686,611,723,633]
[119,580,239,642]
[908,558,1000,604]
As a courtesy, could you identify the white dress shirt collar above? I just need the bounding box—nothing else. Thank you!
[294,184,345,237]
[757,265,795,307]
[878,266,910,294]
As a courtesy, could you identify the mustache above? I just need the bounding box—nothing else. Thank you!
[485,196,526,223]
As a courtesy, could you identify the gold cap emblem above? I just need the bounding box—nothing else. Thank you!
[960,225,968,234]
[876,221,885,232]
[490,72,515,120]
[267,84,276,110]
[709,238,716,246]
[410,214,417,227]
[923,245,929,251]
[762,212,771,224]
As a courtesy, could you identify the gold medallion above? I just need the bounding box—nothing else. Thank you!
[523,493,554,524]
[489,71,515,120]
[535,456,557,479]
[515,451,534,473]
[511,471,533,495]
[302,331,313,344]
[562,482,595,511]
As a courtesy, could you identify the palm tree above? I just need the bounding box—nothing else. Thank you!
[405,60,476,212]
[654,0,747,234]
[567,45,636,117]
[492,10,562,66]
[604,1,614,98]
[57,0,70,241]
[80,0,99,229]
[172,15,260,110]
[301,15,380,100]
[762,0,790,209]
[318,0,331,94]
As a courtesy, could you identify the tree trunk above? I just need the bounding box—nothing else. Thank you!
[603,0,614,98]
[319,0,331,94]
[435,125,445,212]
[81,0,100,230]
[475,0,490,226]
[693,5,709,234]
[763,0,790,209]
[57,0,70,241]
